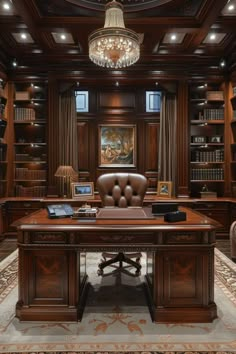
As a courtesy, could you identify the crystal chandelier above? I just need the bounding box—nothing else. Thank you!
[88,0,140,69]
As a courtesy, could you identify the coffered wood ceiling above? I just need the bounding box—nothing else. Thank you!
[0,0,235,82]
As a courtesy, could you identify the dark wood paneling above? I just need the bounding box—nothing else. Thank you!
[176,80,189,197]
[145,122,159,171]
[99,91,135,114]
[77,122,89,171]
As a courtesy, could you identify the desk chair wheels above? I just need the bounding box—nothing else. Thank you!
[97,251,142,276]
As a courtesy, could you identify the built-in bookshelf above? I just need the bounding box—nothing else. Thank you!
[189,82,225,197]
[230,84,236,196]
[13,82,47,197]
[0,82,7,197]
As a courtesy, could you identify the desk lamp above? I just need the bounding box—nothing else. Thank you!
[55,165,77,198]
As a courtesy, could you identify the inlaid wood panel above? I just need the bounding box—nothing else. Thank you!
[162,250,205,305]
[77,122,89,171]
[28,250,69,304]
[145,122,159,171]
[99,91,135,113]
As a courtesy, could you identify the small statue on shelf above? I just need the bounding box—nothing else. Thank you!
[201,184,208,192]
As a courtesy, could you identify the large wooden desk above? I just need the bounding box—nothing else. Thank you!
[16,206,220,323]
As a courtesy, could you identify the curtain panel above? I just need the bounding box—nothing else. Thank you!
[158,92,177,195]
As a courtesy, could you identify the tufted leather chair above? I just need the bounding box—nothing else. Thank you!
[97,172,148,276]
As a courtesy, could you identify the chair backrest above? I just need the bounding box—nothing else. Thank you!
[97,173,148,208]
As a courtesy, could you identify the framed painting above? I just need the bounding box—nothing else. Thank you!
[71,182,94,199]
[157,181,172,198]
[98,124,136,167]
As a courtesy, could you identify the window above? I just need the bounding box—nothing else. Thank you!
[75,91,89,112]
[146,91,161,112]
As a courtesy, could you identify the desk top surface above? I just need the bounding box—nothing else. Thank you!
[16,206,221,232]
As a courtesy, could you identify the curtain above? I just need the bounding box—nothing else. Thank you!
[158,92,177,195]
[57,89,78,195]
[58,89,78,171]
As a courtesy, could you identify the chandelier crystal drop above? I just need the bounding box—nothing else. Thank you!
[88,0,140,69]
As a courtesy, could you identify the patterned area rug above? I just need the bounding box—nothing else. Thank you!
[0,249,236,354]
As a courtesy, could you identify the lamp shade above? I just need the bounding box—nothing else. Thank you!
[55,165,77,178]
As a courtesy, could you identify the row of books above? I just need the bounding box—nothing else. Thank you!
[14,107,36,121]
[15,168,46,180]
[15,185,46,197]
[198,109,224,120]
[0,170,6,179]
[191,149,224,162]
[191,168,224,180]
[0,184,5,196]
[0,147,6,160]
[15,153,46,161]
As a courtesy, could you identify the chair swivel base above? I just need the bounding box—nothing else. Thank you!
[97,251,142,276]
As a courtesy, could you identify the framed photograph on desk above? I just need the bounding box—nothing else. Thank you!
[157,181,172,198]
[71,182,94,199]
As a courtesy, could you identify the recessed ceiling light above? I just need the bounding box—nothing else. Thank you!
[20,33,27,40]
[220,59,226,67]
[228,4,235,11]
[209,33,216,41]
[2,2,10,10]
[60,34,66,40]
[170,34,177,41]
[115,81,119,87]
[12,59,17,67]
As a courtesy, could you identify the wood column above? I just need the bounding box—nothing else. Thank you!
[176,80,190,197]
[224,80,233,197]
[47,74,60,195]
[5,82,14,197]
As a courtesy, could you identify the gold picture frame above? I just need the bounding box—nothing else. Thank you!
[98,124,136,167]
[71,182,94,199]
[157,181,172,198]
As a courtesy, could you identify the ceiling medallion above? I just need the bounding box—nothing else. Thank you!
[88,0,140,68]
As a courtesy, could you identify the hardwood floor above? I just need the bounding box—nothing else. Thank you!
[0,238,18,262]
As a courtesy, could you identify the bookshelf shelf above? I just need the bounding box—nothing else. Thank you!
[13,81,47,197]
[189,81,225,197]
[190,180,224,183]
[0,89,7,197]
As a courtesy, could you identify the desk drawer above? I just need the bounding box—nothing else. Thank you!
[193,202,228,210]
[77,231,154,244]
[6,201,42,209]
[164,231,204,244]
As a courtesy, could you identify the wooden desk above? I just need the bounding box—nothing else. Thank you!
[16,206,220,323]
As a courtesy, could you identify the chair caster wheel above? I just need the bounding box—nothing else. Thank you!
[97,268,103,276]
